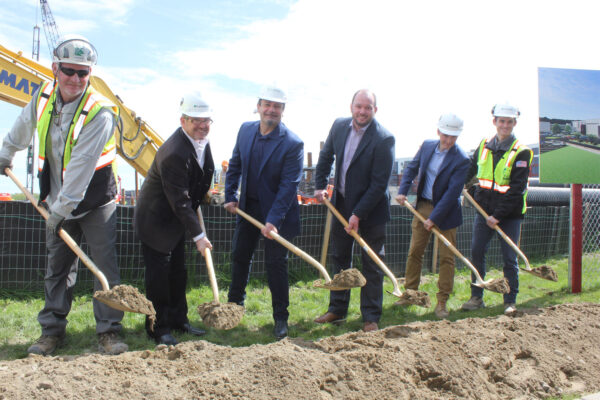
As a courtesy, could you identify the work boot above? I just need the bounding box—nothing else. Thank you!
[434,302,449,319]
[98,332,128,355]
[27,334,65,355]
[504,303,517,315]
[273,320,288,340]
[314,312,345,325]
[461,296,485,311]
[363,321,378,332]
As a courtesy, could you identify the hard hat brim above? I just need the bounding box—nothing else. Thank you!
[438,127,461,136]
[183,111,213,118]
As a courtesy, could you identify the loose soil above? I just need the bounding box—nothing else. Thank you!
[315,268,367,291]
[527,266,559,282]
[394,288,432,308]
[93,285,156,329]
[197,301,245,330]
[1,303,599,400]
[483,277,511,294]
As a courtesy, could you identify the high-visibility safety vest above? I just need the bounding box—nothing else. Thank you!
[36,81,119,215]
[476,136,533,213]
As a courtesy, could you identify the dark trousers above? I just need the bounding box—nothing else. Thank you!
[228,199,290,321]
[328,194,385,323]
[143,238,189,337]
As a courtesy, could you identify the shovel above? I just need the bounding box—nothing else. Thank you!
[322,198,431,307]
[403,200,510,294]
[233,207,364,290]
[5,168,156,319]
[462,189,558,281]
[195,208,244,330]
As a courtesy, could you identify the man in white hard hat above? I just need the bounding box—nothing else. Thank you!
[313,89,395,332]
[0,35,127,355]
[134,92,214,345]
[224,85,303,340]
[461,103,533,315]
[395,113,470,318]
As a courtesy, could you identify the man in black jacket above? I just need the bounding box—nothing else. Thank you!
[313,89,395,332]
[134,92,215,345]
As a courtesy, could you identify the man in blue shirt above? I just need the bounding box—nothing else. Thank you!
[396,113,470,318]
[224,86,304,340]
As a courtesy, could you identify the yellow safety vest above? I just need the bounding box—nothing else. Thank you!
[476,136,533,213]
[35,81,119,215]
[36,81,118,177]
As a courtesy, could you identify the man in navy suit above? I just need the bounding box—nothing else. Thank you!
[135,92,215,345]
[396,113,470,318]
[313,89,395,332]
[224,86,304,340]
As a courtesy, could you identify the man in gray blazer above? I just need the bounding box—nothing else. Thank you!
[313,89,395,332]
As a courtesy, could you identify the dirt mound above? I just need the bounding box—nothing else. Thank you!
[1,303,599,399]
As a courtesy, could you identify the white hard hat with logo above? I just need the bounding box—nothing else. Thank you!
[180,92,212,118]
[437,113,463,136]
[53,34,98,66]
[492,103,520,118]
[258,86,287,103]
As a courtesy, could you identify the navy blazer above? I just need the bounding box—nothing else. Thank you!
[134,127,215,254]
[225,121,304,238]
[398,139,470,230]
[315,117,395,228]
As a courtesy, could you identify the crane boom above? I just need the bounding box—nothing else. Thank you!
[39,0,60,58]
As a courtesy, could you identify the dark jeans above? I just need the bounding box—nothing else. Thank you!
[327,194,385,323]
[143,239,189,337]
[227,199,290,321]
[470,214,522,304]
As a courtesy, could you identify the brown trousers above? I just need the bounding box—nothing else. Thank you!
[404,201,457,303]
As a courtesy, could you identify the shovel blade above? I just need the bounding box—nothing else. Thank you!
[521,265,558,282]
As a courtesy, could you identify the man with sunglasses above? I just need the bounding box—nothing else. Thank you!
[134,93,214,345]
[0,35,127,355]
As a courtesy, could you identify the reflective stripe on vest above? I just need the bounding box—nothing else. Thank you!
[35,82,118,175]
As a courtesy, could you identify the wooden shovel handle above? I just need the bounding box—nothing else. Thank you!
[234,207,332,282]
[322,198,401,294]
[403,199,486,284]
[5,168,110,290]
[196,208,220,302]
[320,210,332,267]
[462,189,531,270]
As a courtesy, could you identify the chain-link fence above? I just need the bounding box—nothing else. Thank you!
[582,184,600,290]
[0,200,577,292]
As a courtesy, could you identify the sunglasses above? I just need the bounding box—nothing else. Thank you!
[59,65,90,78]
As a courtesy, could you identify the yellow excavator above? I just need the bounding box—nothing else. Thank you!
[0,43,163,177]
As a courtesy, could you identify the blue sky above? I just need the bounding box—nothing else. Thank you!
[539,67,600,120]
[2,0,600,193]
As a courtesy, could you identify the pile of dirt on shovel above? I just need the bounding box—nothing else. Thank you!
[197,301,245,330]
[93,285,156,327]
[529,265,559,282]
[2,303,600,400]
[319,268,367,290]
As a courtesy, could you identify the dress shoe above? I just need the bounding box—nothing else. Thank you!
[175,323,206,336]
[156,334,178,346]
[273,320,288,340]
[363,321,378,332]
[314,312,345,325]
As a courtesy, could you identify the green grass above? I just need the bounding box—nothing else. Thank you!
[0,254,598,362]
[540,146,600,183]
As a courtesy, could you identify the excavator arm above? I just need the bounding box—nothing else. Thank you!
[0,43,162,176]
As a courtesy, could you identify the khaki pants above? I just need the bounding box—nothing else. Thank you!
[404,201,456,303]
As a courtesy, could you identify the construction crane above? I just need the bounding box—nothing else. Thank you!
[39,0,60,58]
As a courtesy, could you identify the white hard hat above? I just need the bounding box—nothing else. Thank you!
[258,86,287,103]
[53,35,98,66]
[179,92,212,118]
[492,103,520,118]
[437,113,463,136]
